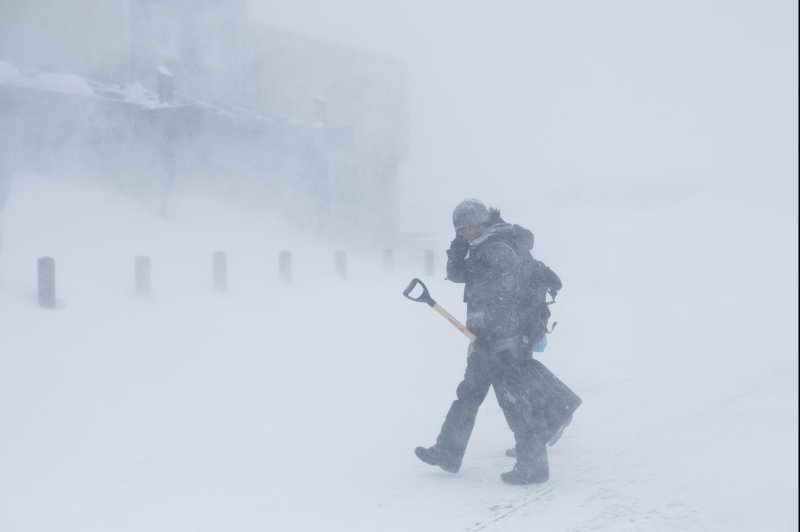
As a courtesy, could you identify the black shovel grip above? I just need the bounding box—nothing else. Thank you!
[403,278,436,307]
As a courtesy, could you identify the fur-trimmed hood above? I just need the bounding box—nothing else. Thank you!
[471,221,534,253]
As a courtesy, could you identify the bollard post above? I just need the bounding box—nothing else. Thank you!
[37,257,56,309]
[135,256,151,297]
[213,251,227,292]
[278,250,292,283]
[382,248,394,273]
[334,250,347,280]
[424,249,435,277]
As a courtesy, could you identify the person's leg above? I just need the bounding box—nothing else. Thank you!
[416,343,493,472]
[495,356,549,484]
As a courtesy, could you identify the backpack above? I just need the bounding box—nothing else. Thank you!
[510,225,562,348]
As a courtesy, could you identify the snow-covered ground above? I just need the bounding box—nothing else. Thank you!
[0,175,797,531]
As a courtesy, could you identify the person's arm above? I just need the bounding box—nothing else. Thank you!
[445,236,470,283]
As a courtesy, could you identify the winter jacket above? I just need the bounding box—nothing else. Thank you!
[446,223,526,341]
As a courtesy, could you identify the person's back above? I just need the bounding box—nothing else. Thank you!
[482,208,562,346]
[454,222,526,342]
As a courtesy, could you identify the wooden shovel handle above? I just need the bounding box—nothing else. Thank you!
[433,304,477,342]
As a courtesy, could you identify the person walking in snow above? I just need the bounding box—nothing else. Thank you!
[414,198,552,485]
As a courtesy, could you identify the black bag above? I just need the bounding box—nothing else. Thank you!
[513,232,562,345]
[522,358,582,443]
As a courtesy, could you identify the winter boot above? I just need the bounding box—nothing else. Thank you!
[502,439,549,485]
[414,445,460,473]
[500,463,549,485]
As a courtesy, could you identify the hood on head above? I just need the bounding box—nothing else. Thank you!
[512,224,534,251]
[471,222,516,247]
[471,222,535,251]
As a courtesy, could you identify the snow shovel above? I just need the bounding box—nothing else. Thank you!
[403,278,476,342]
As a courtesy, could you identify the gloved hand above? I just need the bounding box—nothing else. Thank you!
[447,236,470,260]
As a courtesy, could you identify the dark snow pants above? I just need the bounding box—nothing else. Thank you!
[435,338,549,473]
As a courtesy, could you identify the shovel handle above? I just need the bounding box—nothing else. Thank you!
[433,304,477,342]
[404,278,476,342]
[403,278,436,306]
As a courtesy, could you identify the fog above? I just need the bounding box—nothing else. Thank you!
[252,1,797,222]
[0,1,797,531]
[2,1,796,237]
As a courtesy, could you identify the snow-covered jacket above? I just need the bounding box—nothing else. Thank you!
[446,223,525,341]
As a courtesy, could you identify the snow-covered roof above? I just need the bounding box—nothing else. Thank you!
[0,59,94,97]
[0,59,176,110]
[0,59,292,124]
